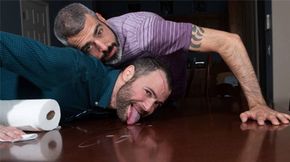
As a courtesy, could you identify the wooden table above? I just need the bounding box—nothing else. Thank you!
[1,97,290,162]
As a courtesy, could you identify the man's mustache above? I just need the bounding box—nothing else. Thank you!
[102,42,119,59]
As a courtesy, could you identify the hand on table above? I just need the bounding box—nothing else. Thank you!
[240,104,290,125]
[240,122,289,131]
[0,125,25,142]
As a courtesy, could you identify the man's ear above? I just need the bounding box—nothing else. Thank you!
[122,65,135,82]
[96,13,106,22]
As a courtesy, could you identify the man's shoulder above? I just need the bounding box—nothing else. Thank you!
[125,11,161,18]
[108,11,163,24]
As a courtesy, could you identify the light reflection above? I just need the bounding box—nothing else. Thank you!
[236,122,289,162]
[78,124,173,162]
[0,130,62,161]
[112,124,173,162]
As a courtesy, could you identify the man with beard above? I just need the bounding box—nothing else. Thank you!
[53,3,290,126]
[0,32,172,142]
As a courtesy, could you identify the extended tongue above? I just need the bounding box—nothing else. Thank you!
[127,107,140,125]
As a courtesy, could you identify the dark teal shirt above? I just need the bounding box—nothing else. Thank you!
[0,32,120,118]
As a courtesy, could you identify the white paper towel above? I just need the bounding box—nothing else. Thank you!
[9,130,63,161]
[0,99,61,131]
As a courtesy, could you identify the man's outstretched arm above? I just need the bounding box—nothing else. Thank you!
[188,25,290,125]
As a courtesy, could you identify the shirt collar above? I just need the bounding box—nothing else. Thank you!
[96,69,120,108]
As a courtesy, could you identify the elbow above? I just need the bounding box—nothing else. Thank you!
[229,33,243,44]
[218,32,244,54]
[225,32,243,46]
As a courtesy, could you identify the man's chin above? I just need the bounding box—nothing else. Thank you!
[116,105,130,123]
[105,51,121,65]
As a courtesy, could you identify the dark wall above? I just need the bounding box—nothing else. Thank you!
[0,0,22,34]
[92,1,227,18]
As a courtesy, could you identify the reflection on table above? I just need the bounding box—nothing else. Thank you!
[0,130,62,161]
[1,97,289,162]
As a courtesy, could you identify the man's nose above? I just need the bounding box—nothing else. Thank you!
[93,39,108,52]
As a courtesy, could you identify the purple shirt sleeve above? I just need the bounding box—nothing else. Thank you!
[108,12,192,62]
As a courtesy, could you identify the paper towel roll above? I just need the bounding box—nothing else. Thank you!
[9,130,63,161]
[0,99,61,131]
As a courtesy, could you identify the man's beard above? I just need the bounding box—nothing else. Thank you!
[115,80,134,122]
[104,43,122,65]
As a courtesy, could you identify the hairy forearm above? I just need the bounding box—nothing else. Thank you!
[219,34,266,108]
[188,26,266,108]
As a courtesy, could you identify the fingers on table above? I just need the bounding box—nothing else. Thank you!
[240,111,290,126]
[240,111,251,123]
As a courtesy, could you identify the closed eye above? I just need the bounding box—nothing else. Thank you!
[145,89,152,97]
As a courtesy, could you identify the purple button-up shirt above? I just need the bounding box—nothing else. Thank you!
[107,12,192,99]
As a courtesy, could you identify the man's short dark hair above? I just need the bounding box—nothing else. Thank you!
[54,3,96,45]
[129,57,172,91]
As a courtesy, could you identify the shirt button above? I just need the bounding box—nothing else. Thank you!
[95,101,99,106]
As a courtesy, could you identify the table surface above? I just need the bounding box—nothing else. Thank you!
[1,97,290,162]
